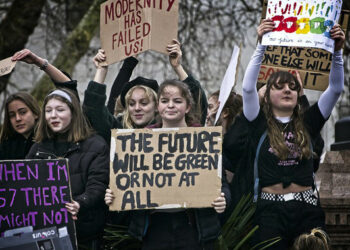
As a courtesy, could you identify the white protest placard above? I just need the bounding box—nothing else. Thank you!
[0,57,16,76]
[100,0,179,65]
[215,46,240,125]
[109,127,222,211]
[262,0,343,53]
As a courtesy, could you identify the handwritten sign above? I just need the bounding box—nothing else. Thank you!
[100,0,179,65]
[109,127,222,211]
[259,45,332,91]
[262,0,343,53]
[0,159,76,248]
[0,57,16,76]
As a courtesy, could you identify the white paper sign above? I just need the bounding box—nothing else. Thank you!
[214,46,240,124]
[262,0,342,53]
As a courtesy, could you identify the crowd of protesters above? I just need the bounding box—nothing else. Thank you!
[0,19,345,250]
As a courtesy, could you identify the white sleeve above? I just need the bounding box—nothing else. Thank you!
[242,44,266,121]
[318,50,344,119]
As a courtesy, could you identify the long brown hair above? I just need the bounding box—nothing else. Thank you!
[209,90,242,132]
[263,71,311,160]
[158,80,199,126]
[0,92,40,142]
[34,88,93,142]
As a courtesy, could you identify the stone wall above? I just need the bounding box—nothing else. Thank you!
[317,150,350,249]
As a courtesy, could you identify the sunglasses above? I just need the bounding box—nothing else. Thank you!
[272,81,299,91]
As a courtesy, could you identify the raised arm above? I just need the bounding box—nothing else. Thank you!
[83,50,122,144]
[107,56,138,114]
[318,24,345,118]
[242,19,274,121]
[168,39,208,125]
[93,49,109,84]
[168,39,188,81]
[11,49,70,83]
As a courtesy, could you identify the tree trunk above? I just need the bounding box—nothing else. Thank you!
[31,0,103,103]
[0,0,46,94]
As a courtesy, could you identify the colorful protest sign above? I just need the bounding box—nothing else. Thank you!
[0,57,16,77]
[100,0,179,65]
[262,0,343,53]
[109,127,222,211]
[0,159,77,249]
[259,46,332,91]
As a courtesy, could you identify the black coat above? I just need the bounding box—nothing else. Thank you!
[0,79,78,160]
[0,132,35,160]
[26,134,109,239]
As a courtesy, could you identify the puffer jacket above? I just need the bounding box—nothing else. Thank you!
[26,134,109,240]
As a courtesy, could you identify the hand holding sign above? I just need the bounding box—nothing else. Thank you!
[12,49,42,65]
[258,19,275,43]
[65,201,80,221]
[331,23,345,51]
[104,188,115,206]
[93,49,108,68]
[212,192,226,214]
[93,49,109,84]
[167,39,182,68]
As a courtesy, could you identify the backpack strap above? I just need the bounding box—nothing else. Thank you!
[309,136,320,201]
[253,131,267,203]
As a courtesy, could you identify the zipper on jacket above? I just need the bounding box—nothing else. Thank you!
[35,150,58,159]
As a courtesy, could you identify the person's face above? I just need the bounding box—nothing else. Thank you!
[128,88,156,127]
[45,98,72,133]
[269,80,298,116]
[8,100,38,138]
[207,95,219,114]
[158,85,190,124]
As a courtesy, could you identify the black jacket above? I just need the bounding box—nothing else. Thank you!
[0,79,77,160]
[0,132,35,160]
[26,134,109,239]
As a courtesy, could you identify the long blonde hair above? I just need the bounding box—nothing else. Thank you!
[264,71,311,160]
[122,85,158,129]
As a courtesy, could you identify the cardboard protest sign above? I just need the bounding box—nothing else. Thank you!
[0,159,77,249]
[0,57,16,76]
[262,0,342,53]
[100,0,179,65]
[215,46,240,124]
[259,46,332,91]
[109,126,222,211]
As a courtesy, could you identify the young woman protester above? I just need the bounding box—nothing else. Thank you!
[206,90,243,137]
[26,88,109,250]
[223,20,345,249]
[0,49,74,160]
[106,79,228,250]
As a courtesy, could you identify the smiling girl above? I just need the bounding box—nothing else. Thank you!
[105,79,228,250]
[26,88,109,249]
[224,20,345,248]
[0,49,73,160]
